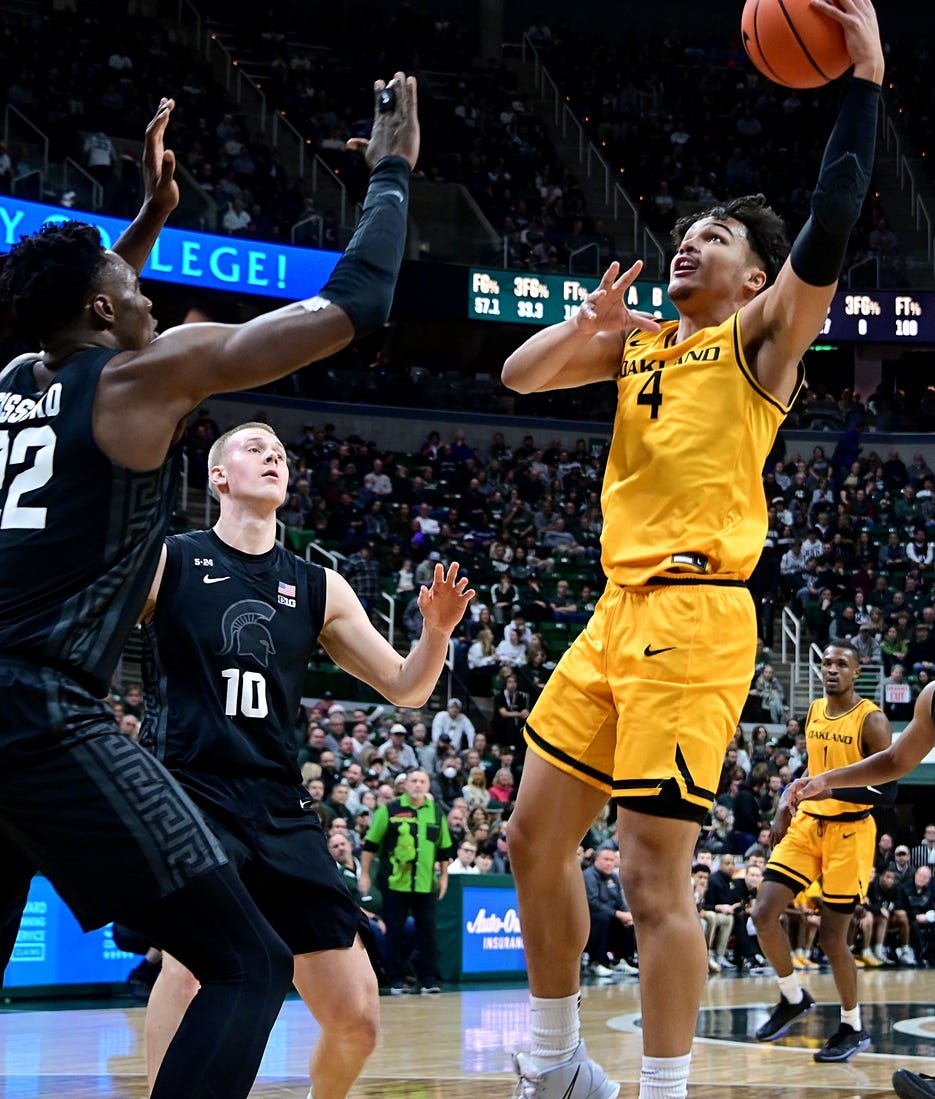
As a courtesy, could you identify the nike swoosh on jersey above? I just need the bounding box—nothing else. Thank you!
[843,832,856,840]
[203,575,231,584]
[643,644,676,657]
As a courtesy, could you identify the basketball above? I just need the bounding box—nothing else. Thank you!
[741,0,851,88]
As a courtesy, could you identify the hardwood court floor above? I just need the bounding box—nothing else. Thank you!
[2,967,934,1097]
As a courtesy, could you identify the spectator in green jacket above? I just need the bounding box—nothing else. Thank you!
[360,770,453,994]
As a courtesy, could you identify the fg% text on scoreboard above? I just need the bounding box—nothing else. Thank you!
[468,268,677,326]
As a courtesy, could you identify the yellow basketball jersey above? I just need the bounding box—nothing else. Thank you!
[601,314,802,587]
[799,696,880,817]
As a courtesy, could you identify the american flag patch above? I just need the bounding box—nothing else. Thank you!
[278,580,296,598]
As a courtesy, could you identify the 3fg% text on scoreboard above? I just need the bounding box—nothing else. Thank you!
[468,268,676,326]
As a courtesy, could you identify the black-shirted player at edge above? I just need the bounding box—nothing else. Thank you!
[139,420,472,1099]
[0,74,418,1099]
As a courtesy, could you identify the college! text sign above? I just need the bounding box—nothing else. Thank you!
[0,195,340,300]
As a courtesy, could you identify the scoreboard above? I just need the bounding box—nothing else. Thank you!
[468,269,677,326]
[468,268,935,344]
[820,292,935,343]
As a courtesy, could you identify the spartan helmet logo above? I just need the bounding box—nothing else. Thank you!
[219,600,277,667]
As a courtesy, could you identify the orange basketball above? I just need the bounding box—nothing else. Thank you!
[741,0,851,88]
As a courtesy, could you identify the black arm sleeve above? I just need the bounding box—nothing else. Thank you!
[318,155,410,336]
[832,780,898,807]
[789,77,880,286]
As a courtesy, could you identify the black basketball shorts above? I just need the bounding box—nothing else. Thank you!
[0,658,228,930]
[174,771,361,955]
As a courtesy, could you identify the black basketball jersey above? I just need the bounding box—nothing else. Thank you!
[0,349,180,697]
[140,528,328,783]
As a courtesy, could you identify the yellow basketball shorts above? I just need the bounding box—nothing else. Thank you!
[524,579,756,820]
[766,812,876,910]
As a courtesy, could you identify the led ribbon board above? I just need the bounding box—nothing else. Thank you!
[0,195,340,300]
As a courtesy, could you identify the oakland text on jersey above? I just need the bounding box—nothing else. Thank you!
[619,346,721,378]
[809,729,855,745]
[0,383,62,425]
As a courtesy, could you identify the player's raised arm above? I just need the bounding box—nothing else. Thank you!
[112,97,179,274]
[741,0,884,401]
[95,73,419,468]
[319,562,473,707]
[501,260,660,394]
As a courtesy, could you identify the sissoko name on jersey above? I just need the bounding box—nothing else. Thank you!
[0,349,179,697]
[140,528,327,783]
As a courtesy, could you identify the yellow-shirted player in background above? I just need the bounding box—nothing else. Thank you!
[753,640,891,1061]
[500,7,884,1097]
[789,681,935,1099]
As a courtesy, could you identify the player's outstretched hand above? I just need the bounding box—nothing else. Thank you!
[142,97,179,216]
[574,261,662,338]
[418,562,474,633]
[812,0,884,81]
[787,774,831,810]
[346,72,420,171]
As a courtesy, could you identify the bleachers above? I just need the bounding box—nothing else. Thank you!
[537,620,586,654]
[856,664,886,703]
[302,661,385,705]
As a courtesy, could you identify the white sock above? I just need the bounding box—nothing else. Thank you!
[639,1053,691,1099]
[842,1005,861,1030]
[777,972,803,1003]
[527,993,580,1068]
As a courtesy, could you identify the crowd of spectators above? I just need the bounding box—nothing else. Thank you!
[526,17,930,284]
[109,664,935,982]
[11,0,932,989]
[5,3,931,284]
[211,6,930,278]
[0,2,601,264]
[104,406,935,987]
[0,3,329,238]
[258,419,609,713]
[756,441,935,712]
[181,410,935,738]
[174,412,935,910]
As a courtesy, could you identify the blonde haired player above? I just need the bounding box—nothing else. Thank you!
[140,422,472,1099]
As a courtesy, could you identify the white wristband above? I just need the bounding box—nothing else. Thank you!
[299,295,333,312]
